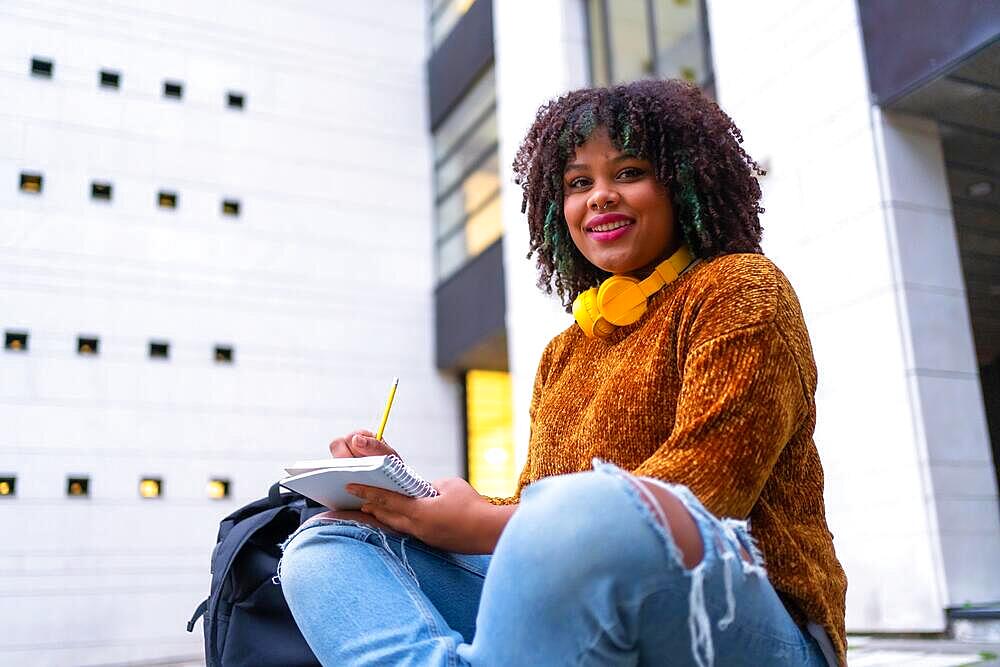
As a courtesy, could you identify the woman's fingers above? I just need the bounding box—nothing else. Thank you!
[350,434,401,459]
[348,484,417,535]
[328,429,376,458]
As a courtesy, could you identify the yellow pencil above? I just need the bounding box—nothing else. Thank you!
[374,377,399,441]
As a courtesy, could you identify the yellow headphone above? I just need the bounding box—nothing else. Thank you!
[573,245,695,338]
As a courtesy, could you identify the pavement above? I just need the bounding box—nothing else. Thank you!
[847,636,1000,666]
[99,637,1000,666]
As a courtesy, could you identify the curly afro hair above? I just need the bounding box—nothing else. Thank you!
[513,78,766,310]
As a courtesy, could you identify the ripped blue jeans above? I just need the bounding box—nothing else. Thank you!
[278,462,831,666]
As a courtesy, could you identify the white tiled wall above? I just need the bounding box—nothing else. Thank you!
[0,2,457,665]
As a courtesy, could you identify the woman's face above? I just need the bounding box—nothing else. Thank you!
[562,128,680,276]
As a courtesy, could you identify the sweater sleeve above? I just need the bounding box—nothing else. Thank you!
[631,321,808,519]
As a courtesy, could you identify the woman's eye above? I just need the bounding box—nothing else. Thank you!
[618,167,644,179]
[568,177,590,188]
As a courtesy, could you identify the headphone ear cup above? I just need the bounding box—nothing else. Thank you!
[573,288,607,338]
[596,276,648,326]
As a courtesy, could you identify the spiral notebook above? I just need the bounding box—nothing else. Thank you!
[279,455,438,511]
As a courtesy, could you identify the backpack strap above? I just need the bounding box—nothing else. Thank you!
[187,598,208,633]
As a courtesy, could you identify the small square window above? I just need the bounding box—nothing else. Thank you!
[91,182,113,201]
[99,69,121,89]
[67,477,90,497]
[163,80,184,99]
[214,345,234,364]
[149,341,170,359]
[77,336,99,355]
[158,191,178,209]
[31,57,53,78]
[207,478,231,499]
[4,331,28,351]
[139,477,162,498]
[226,92,245,109]
[221,200,240,217]
[0,477,15,497]
[20,172,43,194]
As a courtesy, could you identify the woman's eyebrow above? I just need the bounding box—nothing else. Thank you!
[565,154,640,173]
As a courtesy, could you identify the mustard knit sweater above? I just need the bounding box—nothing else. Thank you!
[498,253,847,664]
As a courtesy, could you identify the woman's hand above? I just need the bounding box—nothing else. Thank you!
[328,429,401,460]
[347,478,517,554]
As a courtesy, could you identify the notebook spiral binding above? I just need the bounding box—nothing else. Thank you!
[385,455,438,498]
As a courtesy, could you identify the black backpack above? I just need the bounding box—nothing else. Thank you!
[188,484,324,667]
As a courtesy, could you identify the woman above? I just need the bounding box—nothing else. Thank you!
[279,79,847,666]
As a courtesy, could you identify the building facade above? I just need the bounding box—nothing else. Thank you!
[0,2,459,665]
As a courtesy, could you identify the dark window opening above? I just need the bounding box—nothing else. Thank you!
[149,341,170,359]
[31,58,53,78]
[222,200,240,217]
[20,173,43,194]
[158,191,178,209]
[227,92,245,109]
[0,477,15,497]
[163,81,184,99]
[99,70,121,89]
[77,337,99,355]
[67,477,90,497]
[4,332,28,351]
[214,345,234,364]
[208,478,231,499]
[91,182,113,201]
[139,477,162,498]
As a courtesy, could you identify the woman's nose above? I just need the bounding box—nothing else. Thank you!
[589,189,620,211]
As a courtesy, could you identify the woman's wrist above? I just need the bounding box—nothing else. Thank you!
[474,503,518,554]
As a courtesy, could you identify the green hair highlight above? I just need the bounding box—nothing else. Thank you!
[542,199,575,277]
[675,158,706,253]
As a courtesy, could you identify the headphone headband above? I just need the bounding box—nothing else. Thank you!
[572,245,695,338]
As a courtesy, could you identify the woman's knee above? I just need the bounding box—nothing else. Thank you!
[517,470,706,573]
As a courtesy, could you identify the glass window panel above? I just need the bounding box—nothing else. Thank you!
[587,0,611,86]
[431,0,478,49]
[433,68,496,160]
[653,0,707,84]
[435,117,497,198]
[438,227,468,281]
[464,194,502,258]
[466,370,516,498]
[436,153,501,240]
[607,0,653,83]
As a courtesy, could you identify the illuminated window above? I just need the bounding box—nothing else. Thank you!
[99,70,120,89]
[91,181,113,201]
[227,92,245,109]
[5,331,28,351]
[31,57,53,78]
[221,199,240,217]
[214,345,233,364]
[20,173,43,194]
[163,80,183,99]
[0,477,15,497]
[157,191,177,209]
[465,370,516,498]
[433,67,501,281]
[67,477,90,497]
[77,336,99,355]
[207,478,230,499]
[139,477,162,498]
[149,341,169,359]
